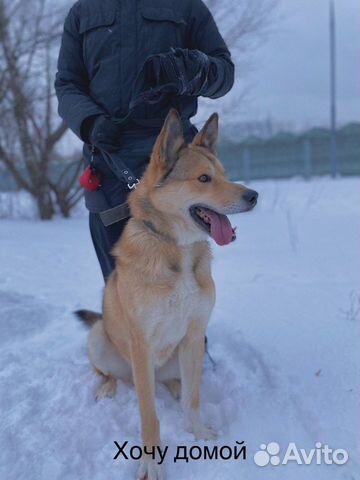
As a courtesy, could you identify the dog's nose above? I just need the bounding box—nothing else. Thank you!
[242,189,258,206]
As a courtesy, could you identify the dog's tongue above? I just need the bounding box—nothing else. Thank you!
[202,208,234,246]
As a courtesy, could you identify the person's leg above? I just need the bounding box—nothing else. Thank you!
[89,212,128,282]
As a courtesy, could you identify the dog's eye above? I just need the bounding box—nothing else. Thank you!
[198,174,211,183]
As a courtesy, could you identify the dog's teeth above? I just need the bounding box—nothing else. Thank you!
[195,208,212,225]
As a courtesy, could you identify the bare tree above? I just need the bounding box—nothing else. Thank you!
[199,0,279,124]
[207,0,279,51]
[0,0,83,219]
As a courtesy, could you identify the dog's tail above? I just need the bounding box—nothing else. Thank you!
[74,309,102,328]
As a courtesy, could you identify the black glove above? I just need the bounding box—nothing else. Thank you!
[84,115,123,152]
[130,48,212,108]
[156,48,211,96]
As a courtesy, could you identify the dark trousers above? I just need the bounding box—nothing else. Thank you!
[89,212,128,281]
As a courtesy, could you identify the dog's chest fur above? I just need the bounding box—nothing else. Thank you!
[148,244,214,367]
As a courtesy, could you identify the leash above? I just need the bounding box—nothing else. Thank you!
[205,336,217,370]
[97,151,140,227]
[101,151,140,191]
[87,76,191,226]
[79,147,139,227]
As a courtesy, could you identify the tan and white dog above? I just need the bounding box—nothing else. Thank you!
[76,109,258,480]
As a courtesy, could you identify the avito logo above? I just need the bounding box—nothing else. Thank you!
[254,442,348,467]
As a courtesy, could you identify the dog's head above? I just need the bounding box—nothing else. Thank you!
[130,109,258,246]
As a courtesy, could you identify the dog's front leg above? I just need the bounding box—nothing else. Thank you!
[130,334,163,480]
[179,321,217,441]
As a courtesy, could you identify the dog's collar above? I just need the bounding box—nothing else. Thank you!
[142,220,175,244]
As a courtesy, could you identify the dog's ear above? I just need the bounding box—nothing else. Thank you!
[152,109,186,173]
[191,113,218,154]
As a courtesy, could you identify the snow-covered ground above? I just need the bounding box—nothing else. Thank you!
[0,177,359,480]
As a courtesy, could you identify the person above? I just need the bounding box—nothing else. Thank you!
[55,0,234,282]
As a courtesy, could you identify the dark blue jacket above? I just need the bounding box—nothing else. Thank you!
[55,0,234,211]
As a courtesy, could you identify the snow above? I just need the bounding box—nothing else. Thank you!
[0,177,359,480]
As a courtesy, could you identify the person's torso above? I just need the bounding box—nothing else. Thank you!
[77,0,199,211]
[77,0,197,122]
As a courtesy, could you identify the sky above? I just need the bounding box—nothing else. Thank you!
[227,0,360,129]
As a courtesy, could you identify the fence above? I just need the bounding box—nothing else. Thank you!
[0,123,359,191]
[218,122,360,181]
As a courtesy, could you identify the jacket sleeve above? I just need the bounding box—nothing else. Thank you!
[187,0,235,99]
[54,3,104,140]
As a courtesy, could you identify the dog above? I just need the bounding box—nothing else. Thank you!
[76,109,258,480]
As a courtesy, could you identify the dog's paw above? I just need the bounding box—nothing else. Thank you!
[185,410,218,441]
[95,377,117,401]
[190,423,218,441]
[137,457,163,480]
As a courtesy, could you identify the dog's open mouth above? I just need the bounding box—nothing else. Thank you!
[189,206,236,246]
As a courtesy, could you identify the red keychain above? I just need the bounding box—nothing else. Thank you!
[79,165,102,191]
[79,147,102,192]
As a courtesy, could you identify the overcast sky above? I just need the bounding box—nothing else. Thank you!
[235,0,360,129]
